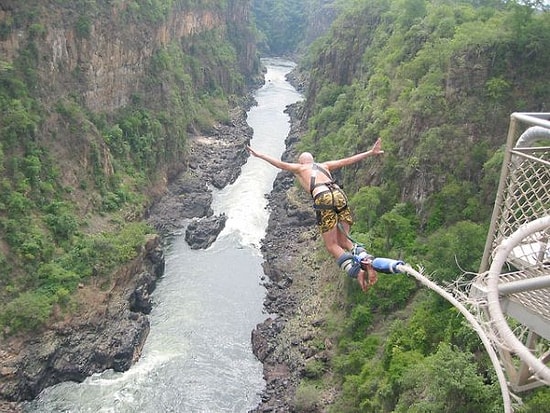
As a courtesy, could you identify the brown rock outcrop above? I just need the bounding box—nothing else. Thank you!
[0,235,164,407]
[250,101,322,412]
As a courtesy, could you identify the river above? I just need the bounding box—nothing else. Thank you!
[23,58,302,413]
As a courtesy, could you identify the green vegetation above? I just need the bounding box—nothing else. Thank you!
[253,0,307,55]
[0,0,258,335]
[0,71,156,329]
[1,0,547,409]
[0,222,151,332]
[290,0,550,410]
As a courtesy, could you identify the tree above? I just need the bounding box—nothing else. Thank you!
[349,186,383,231]
[395,343,502,412]
[424,220,487,283]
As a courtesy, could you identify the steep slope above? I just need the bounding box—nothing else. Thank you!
[253,1,550,411]
[0,0,260,407]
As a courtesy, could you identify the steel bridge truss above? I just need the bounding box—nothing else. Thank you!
[473,112,550,393]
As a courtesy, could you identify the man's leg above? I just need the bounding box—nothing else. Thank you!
[319,211,369,289]
[321,226,345,259]
[321,227,360,277]
[336,221,354,251]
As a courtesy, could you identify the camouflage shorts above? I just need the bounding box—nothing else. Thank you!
[313,189,353,233]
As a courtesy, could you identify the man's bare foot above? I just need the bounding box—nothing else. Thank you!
[357,269,368,291]
[360,258,378,290]
[366,263,378,286]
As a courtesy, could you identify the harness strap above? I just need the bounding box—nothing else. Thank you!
[337,222,360,245]
[309,168,317,194]
[309,163,334,194]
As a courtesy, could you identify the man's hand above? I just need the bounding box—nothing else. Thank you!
[371,138,384,156]
[358,263,379,292]
[367,266,378,287]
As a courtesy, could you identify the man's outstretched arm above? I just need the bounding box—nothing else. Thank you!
[324,138,384,170]
[247,146,301,173]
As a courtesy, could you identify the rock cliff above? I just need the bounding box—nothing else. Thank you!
[0,0,257,112]
[0,0,259,409]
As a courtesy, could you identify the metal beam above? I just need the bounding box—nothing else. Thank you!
[498,275,550,295]
[511,112,550,129]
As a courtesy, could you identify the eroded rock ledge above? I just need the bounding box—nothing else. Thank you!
[147,108,253,237]
[0,235,164,411]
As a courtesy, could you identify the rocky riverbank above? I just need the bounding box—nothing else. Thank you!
[0,105,254,412]
[146,106,253,243]
[250,101,342,412]
[0,235,165,413]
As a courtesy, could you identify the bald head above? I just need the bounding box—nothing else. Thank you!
[298,152,314,164]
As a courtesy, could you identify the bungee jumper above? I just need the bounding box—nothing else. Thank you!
[247,138,403,292]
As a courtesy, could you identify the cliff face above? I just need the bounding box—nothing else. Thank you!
[0,1,257,113]
[0,0,260,206]
[300,2,550,226]
[0,0,260,408]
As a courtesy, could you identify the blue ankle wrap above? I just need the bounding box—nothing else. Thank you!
[337,252,362,278]
[371,257,405,274]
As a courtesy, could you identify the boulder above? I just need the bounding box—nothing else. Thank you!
[185,214,227,249]
[147,174,213,235]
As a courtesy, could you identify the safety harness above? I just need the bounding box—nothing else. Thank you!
[310,163,348,213]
